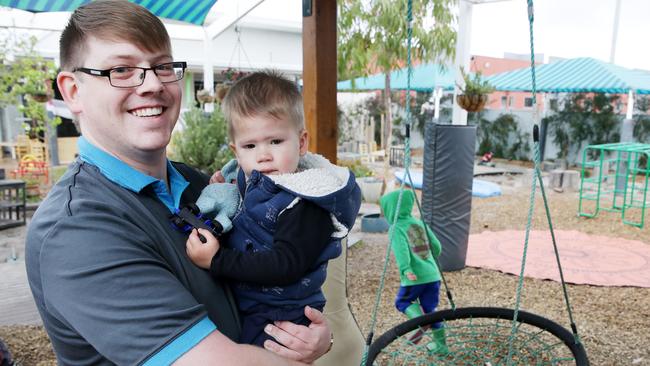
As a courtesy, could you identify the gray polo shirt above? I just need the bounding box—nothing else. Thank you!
[25,137,240,365]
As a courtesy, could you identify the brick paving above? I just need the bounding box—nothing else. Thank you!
[467,229,650,287]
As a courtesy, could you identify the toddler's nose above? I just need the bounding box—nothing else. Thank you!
[256,148,272,162]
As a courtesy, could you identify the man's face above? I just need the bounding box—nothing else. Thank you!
[62,37,182,162]
[230,115,308,177]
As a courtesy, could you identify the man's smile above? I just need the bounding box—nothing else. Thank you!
[129,106,165,117]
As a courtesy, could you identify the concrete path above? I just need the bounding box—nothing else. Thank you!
[0,214,41,326]
[0,260,41,326]
[474,164,525,177]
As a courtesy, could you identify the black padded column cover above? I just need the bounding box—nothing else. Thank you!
[422,123,476,271]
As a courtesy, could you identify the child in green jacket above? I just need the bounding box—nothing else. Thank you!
[379,189,448,354]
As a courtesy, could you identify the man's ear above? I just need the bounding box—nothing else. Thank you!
[298,129,309,156]
[57,71,83,114]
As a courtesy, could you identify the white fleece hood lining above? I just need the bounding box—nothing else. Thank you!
[271,153,351,238]
[267,153,350,198]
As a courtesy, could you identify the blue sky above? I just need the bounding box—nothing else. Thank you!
[471,0,650,70]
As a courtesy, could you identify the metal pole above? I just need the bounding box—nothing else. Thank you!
[433,87,443,121]
[609,0,622,63]
[46,105,59,166]
[452,0,473,126]
[202,29,215,113]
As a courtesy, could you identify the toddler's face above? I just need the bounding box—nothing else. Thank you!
[230,114,308,177]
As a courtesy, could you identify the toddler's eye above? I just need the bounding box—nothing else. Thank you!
[270,139,283,145]
[243,144,255,149]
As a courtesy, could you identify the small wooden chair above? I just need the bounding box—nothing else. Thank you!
[10,154,49,185]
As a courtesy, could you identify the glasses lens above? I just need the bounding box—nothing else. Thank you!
[109,67,141,87]
[155,63,184,83]
[107,63,185,87]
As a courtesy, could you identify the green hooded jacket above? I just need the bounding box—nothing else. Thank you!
[379,190,442,286]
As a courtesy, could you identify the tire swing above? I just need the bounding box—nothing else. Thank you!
[361,1,589,365]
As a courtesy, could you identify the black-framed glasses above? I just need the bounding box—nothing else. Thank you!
[73,61,187,88]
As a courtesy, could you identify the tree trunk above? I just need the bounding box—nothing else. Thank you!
[382,73,392,189]
[383,73,392,155]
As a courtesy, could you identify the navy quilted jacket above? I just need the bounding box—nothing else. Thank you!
[227,153,361,311]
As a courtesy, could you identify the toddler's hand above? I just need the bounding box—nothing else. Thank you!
[186,228,220,269]
[407,272,417,281]
[209,170,225,184]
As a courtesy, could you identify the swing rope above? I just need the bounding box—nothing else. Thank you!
[506,1,582,356]
[361,0,586,364]
[360,1,455,363]
[226,3,253,73]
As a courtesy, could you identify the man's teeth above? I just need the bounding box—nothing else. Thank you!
[131,107,163,117]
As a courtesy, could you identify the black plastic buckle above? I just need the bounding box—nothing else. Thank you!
[169,203,223,243]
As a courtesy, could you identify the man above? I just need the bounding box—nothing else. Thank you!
[25,1,331,364]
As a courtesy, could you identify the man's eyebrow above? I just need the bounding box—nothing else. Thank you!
[103,55,139,63]
[102,54,173,64]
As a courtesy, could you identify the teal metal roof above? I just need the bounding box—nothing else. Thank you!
[338,63,455,92]
[486,57,650,94]
[0,0,217,25]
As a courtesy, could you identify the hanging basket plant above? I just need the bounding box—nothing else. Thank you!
[221,67,248,83]
[457,67,494,113]
[216,83,230,102]
[457,94,488,112]
[30,92,50,103]
[196,89,215,104]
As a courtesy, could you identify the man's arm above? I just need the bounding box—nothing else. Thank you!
[176,305,331,364]
[175,330,307,365]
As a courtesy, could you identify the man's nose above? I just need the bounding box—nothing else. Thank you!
[136,69,164,93]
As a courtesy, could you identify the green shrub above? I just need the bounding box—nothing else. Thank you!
[171,107,233,174]
[544,94,620,160]
[337,159,374,178]
[474,113,530,161]
[458,67,495,96]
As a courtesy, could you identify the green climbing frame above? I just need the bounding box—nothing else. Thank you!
[578,142,650,228]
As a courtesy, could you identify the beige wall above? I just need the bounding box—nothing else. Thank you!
[471,55,543,111]
[57,137,78,164]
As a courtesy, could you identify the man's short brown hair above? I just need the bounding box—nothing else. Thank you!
[59,0,171,71]
[222,70,304,141]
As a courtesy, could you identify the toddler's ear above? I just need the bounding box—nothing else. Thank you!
[298,129,309,156]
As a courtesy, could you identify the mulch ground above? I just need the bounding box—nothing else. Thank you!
[1,174,649,365]
[348,185,650,366]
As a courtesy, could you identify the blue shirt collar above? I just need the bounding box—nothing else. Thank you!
[77,136,189,212]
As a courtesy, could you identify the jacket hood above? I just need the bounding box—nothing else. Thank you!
[267,152,361,238]
[380,189,415,224]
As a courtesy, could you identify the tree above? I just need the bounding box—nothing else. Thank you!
[0,33,60,139]
[337,0,457,152]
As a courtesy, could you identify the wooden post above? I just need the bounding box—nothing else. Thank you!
[302,0,337,162]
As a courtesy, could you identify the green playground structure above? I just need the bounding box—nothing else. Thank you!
[578,142,650,228]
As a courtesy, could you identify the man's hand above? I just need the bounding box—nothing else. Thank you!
[186,228,220,269]
[263,306,331,364]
